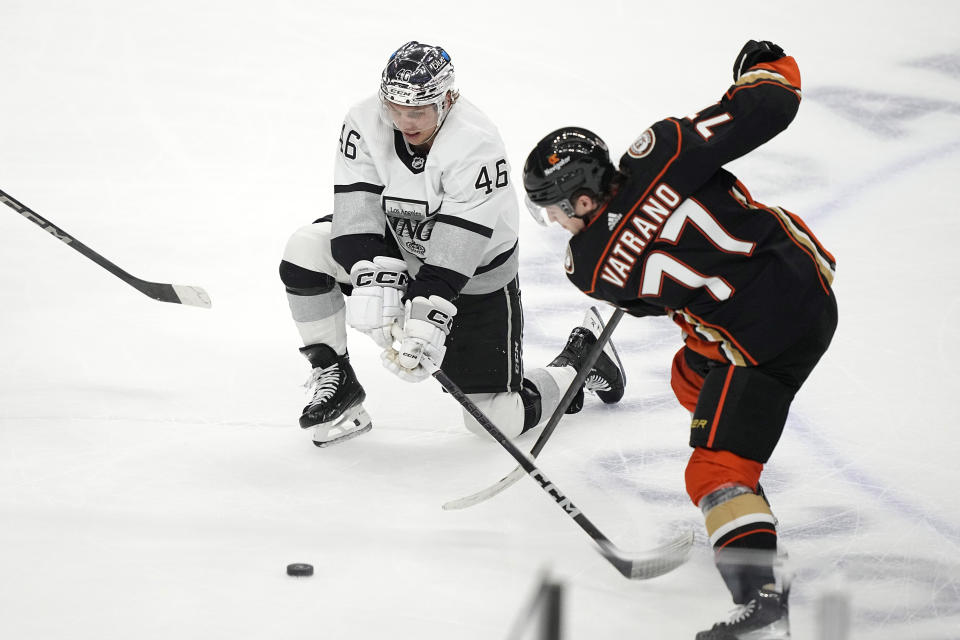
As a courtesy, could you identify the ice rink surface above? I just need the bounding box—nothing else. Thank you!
[2,1,959,638]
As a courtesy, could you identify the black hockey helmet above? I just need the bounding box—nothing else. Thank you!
[523,127,614,222]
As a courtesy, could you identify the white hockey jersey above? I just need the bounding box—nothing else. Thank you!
[331,95,519,299]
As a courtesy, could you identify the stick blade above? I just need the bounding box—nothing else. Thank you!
[442,466,525,510]
[133,280,212,307]
[171,284,212,308]
[599,528,696,580]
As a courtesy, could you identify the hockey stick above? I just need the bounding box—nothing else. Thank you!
[433,368,694,579]
[443,307,626,510]
[1,188,211,308]
[505,571,564,640]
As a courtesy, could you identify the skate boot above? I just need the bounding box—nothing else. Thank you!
[549,306,626,411]
[299,344,372,447]
[696,586,790,639]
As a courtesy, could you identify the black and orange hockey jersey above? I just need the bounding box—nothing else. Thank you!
[564,56,836,366]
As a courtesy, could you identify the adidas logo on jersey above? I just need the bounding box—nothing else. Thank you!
[608,212,623,230]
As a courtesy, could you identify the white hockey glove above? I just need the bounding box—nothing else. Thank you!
[345,256,408,349]
[381,295,457,382]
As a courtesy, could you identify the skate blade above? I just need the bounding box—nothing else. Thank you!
[312,407,372,448]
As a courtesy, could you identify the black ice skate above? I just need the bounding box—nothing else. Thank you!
[696,586,790,640]
[549,306,626,412]
[299,344,372,447]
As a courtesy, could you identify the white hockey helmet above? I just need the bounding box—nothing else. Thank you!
[380,41,458,130]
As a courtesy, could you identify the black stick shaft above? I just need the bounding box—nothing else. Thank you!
[1,188,140,282]
[1,187,210,307]
[441,307,627,511]
[531,307,625,458]
[433,368,631,577]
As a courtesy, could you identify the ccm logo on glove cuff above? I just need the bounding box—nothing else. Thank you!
[427,309,453,331]
[355,271,408,288]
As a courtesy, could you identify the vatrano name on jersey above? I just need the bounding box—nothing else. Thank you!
[592,182,682,288]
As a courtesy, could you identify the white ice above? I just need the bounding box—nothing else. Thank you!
[2,1,959,638]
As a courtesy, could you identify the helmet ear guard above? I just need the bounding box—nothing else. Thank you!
[522,127,614,225]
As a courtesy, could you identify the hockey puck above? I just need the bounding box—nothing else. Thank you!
[286,563,314,577]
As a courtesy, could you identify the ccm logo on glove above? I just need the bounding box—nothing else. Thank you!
[355,270,408,288]
[426,308,453,330]
[346,256,409,350]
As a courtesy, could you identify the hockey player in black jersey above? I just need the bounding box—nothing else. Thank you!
[523,41,837,639]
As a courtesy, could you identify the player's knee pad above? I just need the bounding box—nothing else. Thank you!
[519,379,542,433]
[461,392,524,439]
[684,447,764,507]
[279,260,336,295]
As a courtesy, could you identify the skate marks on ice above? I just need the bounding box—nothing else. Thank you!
[572,331,960,636]
[796,554,960,628]
[583,436,960,637]
[787,414,960,547]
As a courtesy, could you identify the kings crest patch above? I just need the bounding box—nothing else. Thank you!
[627,128,656,158]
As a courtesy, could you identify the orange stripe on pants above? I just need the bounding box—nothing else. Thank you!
[706,366,736,448]
[670,347,705,413]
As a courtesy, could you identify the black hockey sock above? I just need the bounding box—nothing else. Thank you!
[519,378,542,434]
[701,486,779,603]
[715,538,778,603]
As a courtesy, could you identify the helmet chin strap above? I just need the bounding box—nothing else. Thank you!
[417,118,445,148]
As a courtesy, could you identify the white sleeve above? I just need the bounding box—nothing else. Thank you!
[425,139,515,277]
[331,108,386,240]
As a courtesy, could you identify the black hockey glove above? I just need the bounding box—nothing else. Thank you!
[733,40,786,81]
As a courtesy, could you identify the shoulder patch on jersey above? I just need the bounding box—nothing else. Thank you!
[627,128,656,158]
[564,244,575,274]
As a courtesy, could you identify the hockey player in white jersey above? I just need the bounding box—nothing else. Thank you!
[279,41,626,447]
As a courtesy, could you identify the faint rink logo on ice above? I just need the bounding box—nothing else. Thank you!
[808,51,960,138]
[586,446,960,636]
